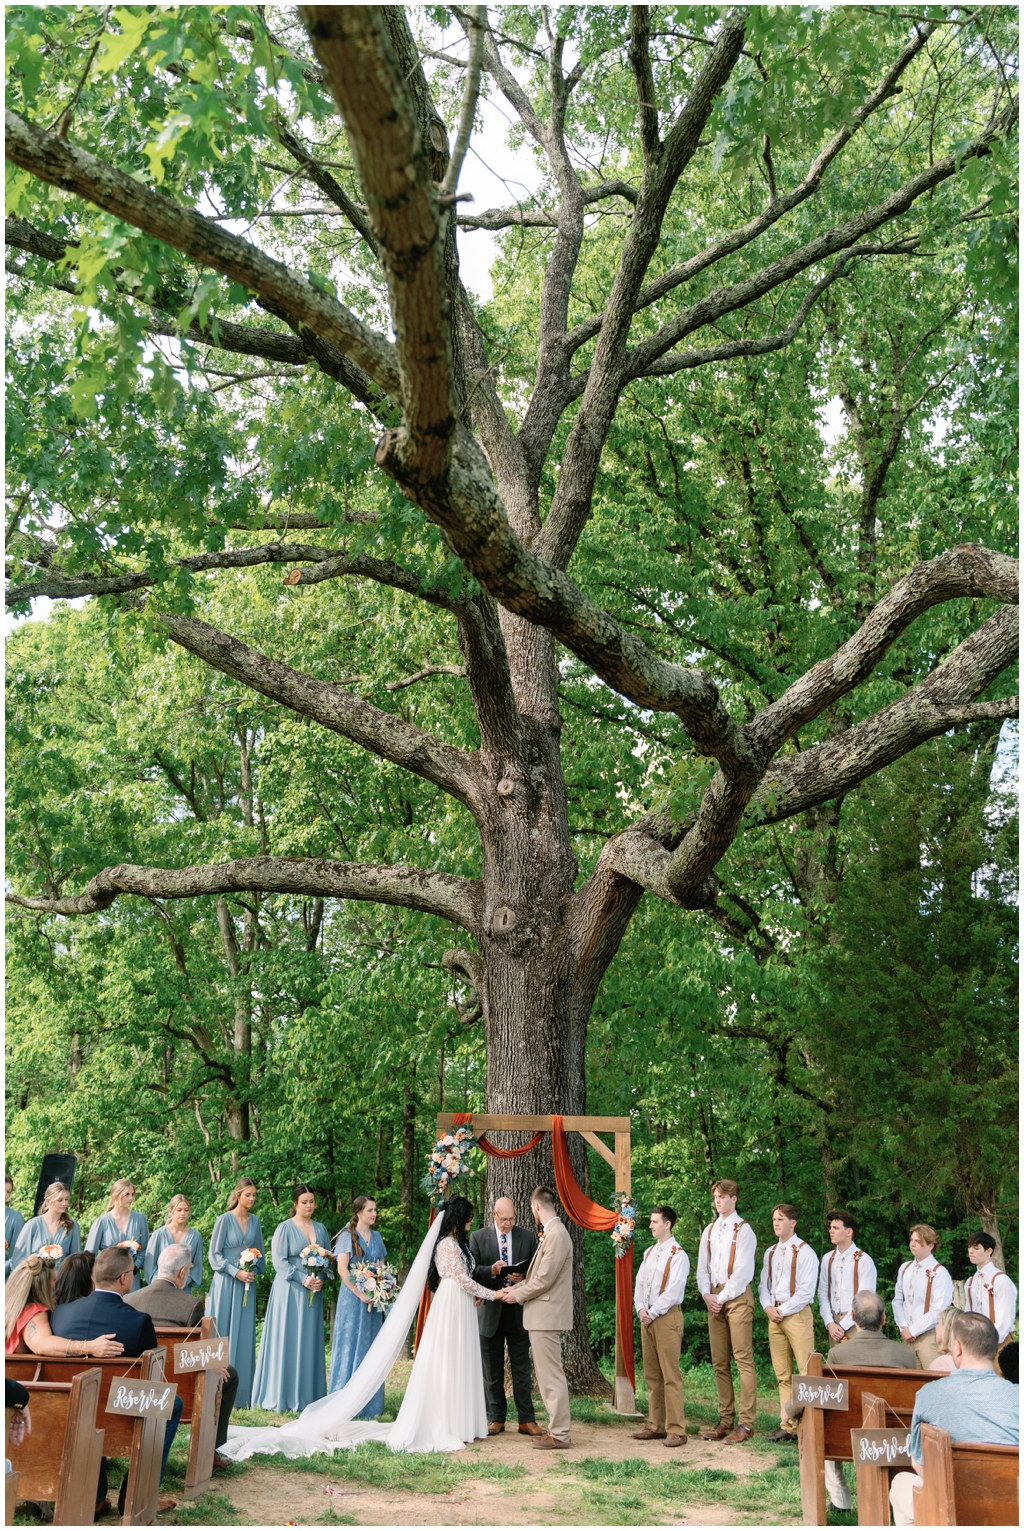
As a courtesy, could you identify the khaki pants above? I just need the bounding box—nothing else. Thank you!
[529,1329,570,1443]
[641,1308,685,1435]
[911,1329,941,1370]
[767,1305,815,1416]
[890,1469,922,1524]
[708,1287,757,1429]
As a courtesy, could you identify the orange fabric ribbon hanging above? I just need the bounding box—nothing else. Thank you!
[550,1114,635,1391]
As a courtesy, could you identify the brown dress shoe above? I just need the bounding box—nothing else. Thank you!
[487,1421,505,1434]
[156,1499,179,1515]
[632,1426,668,1440]
[663,1433,687,1447]
[518,1421,544,1436]
[724,1424,754,1443]
[532,1434,571,1449]
[700,1421,733,1440]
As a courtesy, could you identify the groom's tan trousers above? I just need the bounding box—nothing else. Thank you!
[529,1330,571,1443]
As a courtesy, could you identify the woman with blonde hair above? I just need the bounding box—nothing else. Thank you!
[926,1308,957,1373]
[207,1177,265,1406]
[5,1254,123,1359]
[85,1178,150,1291]
[10,1181,81,1268]
[143,1194,204,1291]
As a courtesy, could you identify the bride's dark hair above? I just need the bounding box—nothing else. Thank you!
[427,1197,474,1293]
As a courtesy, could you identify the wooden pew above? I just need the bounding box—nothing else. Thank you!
[798,1352,934,1525]
[853,1391,903,1526]
[7,1350,169,1526]
[912,1423,1019,1527]
[5,1471,18,1528]
[5,1370,104,1527]
[153,1317,222,1500]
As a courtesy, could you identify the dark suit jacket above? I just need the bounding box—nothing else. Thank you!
[469,1223,539,1339]
[50,1289,158,1356]
[125,1280,204,1328]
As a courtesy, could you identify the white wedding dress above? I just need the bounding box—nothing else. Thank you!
[218,1219,497,1459]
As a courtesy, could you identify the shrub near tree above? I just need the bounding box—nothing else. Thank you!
[5,7,1018,1388]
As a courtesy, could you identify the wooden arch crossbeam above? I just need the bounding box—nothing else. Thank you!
[436,1113,635,1412]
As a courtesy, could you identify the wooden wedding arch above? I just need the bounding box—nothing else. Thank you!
[437,1112,637,1414]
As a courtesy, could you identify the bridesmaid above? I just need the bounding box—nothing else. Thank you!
[85,1178,150,1291]
[5,1175,25,1278]
[328,1194,387,1416]
[252,1185,331,1413]
[207,1177,265,1407]
[11,1181,81,1268]
[144,1195,204,1291]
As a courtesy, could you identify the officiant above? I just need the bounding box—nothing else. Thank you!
[470,1198,544,1437]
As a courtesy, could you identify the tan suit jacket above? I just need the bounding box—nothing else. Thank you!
[515,1216,573,1332]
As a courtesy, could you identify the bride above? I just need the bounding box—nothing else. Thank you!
[218,1196,500,1459]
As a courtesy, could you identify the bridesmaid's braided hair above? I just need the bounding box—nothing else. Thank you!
[345,1196,374,1260]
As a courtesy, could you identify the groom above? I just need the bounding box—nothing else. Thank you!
[470,1197,543,1436]
[499,1185,573,1449]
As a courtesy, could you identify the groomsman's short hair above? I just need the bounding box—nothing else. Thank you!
[829,1209,857,1235]
[712,1179,739,1198]
[93,1247,133,1284]
[772,1202,799,1221]
[531,1186,557,1213]
[651,1205,677,1227]
[909,1223,940,1249]
[966,1229,996,1253]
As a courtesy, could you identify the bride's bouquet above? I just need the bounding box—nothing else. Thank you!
[299,1243,336,1305]
[351,1258,398,1314]
[237,1245,263,1305]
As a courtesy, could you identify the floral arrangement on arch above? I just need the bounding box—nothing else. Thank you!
[422,1122,477,1208]
[610,1194,635,1259]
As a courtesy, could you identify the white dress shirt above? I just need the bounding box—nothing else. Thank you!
[634,1238,690,1321]
[758,1236,819,1317]
[965,1262,1018,1343]
[891,1254,953,1337]
[818,1244,878,1331]
[696,1213,756,1302]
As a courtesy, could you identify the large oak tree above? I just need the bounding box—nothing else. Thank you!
[6,5,1017,1385]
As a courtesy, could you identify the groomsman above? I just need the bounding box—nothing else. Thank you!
[759,1203,819,1442]
[469,1197,542,1436]
[819,1210,877,1344]
[964,1230,1017,1343]
[892,1224,953,1370]
[697,1178,758,1443]
[632,1206,690,1447]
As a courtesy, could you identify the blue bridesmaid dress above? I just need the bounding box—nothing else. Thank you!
[252,1219,331,1413]
[144,1226,204,1291]
[5,1207,25,1277]
[206,1210,265,1407]
[11,1215,81,1269]
[328,1228,387,1416]
[85,1209,151,1291]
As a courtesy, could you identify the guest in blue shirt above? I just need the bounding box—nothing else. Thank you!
[890,1311,1019,1525]
[5,1174,25,1278]
[50,1245,183,1518]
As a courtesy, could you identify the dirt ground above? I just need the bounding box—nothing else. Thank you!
[217,1418,782,1528]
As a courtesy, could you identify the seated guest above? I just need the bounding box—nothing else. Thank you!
[784,1290,918,1512]
[5,1254,122,1359]
[53,1250,95,1306]
[127,1244,239,1470]
[6,1378,30,1447]
[50,1246,183,1518]
[889,1311,1019,1525]
[926,1309,956,1374]
[997,1341,1018,1385]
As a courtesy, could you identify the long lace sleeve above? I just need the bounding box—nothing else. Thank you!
[435,1238,496,1300]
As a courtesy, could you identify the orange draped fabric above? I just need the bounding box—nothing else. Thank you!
[551,1114,635,1391]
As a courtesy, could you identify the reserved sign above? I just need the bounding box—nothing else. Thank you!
[792,1376,849,1409]
[851,1428,912,1467]
[106,1378,178,1419]
[173,1337,229,1372]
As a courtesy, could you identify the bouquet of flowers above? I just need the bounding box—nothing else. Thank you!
[351,1258,398,1314]
[38,1243,66,1269]
[422,1122,477,1208]
[117,1238,144,1273]
[610,1194,635,1259]
[237,1246,263,1306]
[300,1244,336,1305]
